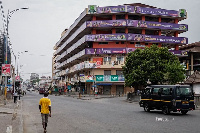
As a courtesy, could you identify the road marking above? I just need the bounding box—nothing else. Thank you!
[6,125,12,133]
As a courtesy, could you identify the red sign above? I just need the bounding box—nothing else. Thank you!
[2,64,11,76]
[15,76,20,81]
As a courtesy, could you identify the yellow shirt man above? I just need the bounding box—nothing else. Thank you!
[39,97,51,114]
[39,92,51,133]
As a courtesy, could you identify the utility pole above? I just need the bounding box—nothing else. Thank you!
[0,1,28,104]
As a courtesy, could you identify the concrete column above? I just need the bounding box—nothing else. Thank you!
[112,14,116,20]
[142,15,145,21]
[191,53,194,71]
[174,18,178,24]
[158,17,161,22]
[125,14,128,19]
[112,28,116,34]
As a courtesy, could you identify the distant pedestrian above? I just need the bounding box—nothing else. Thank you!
[13,92,18,103]
[82,88,85,95]
[59,89,62,95]
[39,92,51,133]
[18,89,22,100]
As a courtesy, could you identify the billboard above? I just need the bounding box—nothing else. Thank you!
[2,64,11,76]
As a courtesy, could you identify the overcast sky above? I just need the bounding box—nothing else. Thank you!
[0,0,199,80]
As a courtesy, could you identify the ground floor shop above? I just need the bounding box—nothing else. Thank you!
[85,83,133,95]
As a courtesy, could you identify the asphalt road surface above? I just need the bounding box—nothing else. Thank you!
[22,91,200,133]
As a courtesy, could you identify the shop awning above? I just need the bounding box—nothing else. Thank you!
[95,83,112,86]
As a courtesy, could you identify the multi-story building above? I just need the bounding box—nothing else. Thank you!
[30,73,39,81]
[53,3,188,95]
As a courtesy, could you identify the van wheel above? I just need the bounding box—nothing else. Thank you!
[162,106,170,115]
[144,103,150,112]
[181,110,188,115]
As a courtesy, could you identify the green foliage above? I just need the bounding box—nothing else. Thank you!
[122,45,185,87]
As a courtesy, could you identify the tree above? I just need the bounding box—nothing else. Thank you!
[122,45,185,88]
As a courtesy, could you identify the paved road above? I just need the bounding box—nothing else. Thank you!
[22,91,200,133]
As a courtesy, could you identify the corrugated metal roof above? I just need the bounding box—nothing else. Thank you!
[185,71,200,84]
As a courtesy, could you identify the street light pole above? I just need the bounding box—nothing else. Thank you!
[16,51,28,77]
[1,4,28,104]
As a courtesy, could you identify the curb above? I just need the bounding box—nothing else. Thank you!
[19,100,23,133]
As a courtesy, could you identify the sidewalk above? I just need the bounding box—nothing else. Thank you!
[0,95,22,133]
[61,93,126,100]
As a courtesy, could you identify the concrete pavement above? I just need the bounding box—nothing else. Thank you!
[0,95,23,133]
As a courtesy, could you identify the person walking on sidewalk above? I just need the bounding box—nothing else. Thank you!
[13,91,18,103]
[39,92,51,133]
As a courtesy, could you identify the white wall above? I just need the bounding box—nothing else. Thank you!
[193,84,200,94]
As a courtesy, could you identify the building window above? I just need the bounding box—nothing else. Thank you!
[116,70,123,75]
[116,56,124,64]
[116,42,119,44]
[104,56,111,64]
[104,70,111,75]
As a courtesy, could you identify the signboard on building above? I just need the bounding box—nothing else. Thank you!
[97,6,126,13]
[79,74,85,82]
[96,75,104,81]
[86,34,127,41]
[127,34,188,44]
[88,5,97,14]
[111,75,118,81]
[1,64,11,76]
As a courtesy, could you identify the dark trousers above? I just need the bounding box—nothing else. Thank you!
[14,96,18,103]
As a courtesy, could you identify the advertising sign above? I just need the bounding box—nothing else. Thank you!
[86,75,94,82]
[97,6,126,13]
[96,5,186,18]
[86,20,126,27]
[15,76,20,81]
[86,34,127,41]
[79,74,85,82]
[127,20,188,31]
[111,75,118,81]
[96,75,104,81]
[179,9,187,18]
[127,34,188,44]
[95,48,127,54]
[88,5,97,14]
[2,64,11,76]
[85,48,95,54]
[127,6,179,17]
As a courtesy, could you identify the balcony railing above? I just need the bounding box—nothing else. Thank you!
[55,19,187,56]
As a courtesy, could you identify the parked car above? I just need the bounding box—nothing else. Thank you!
[139,85,195,115]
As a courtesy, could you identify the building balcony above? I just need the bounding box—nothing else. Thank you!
[55,5,186,49]
[56,47,186,70]
[55,19,187,56]
[56,33,187,62]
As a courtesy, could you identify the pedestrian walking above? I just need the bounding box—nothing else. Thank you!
[39,92,51,133]
[13,92,18,103]
[18,89,22,100]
